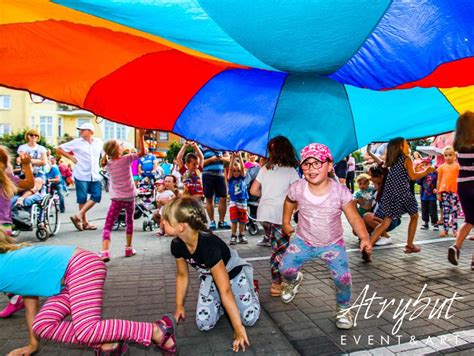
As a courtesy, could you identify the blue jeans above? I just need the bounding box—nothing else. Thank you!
[279,237,352,308]
[11,193,42,208]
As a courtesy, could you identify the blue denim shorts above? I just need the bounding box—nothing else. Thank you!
[387,218,401,232]
[75,179,102,204]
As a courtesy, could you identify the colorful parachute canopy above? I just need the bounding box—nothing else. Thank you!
[1,0,473,160]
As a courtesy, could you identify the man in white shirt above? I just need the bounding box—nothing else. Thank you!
[56,123,103,231]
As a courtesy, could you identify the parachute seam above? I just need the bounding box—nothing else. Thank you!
[265,74,289,157]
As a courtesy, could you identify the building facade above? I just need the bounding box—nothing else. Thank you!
[0,87,181,153]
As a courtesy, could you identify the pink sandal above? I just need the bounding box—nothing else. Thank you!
[95,341,128,356]
[404,245,421,254]
[153,314,178,355]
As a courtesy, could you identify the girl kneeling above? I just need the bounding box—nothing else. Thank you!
[0,231,177,355]
[162,197,260,352]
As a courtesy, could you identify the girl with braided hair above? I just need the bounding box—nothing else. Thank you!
[162,197,260,352]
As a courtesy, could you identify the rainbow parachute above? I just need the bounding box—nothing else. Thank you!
[1,1,473,159]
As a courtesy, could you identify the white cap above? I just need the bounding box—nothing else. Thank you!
[77,122,95,132]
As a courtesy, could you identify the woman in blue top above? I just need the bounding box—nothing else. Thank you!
[0,231,177,356]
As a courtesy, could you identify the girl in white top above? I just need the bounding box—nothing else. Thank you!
[250,136,300,297]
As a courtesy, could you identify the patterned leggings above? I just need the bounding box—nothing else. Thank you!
[279,237,352,308]
[262,222,290,284]
[32,250,154,348]
[440,192,460,233]
[196,269,260,331]
[103,200,135,240]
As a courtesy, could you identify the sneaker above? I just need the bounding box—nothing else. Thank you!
[218,221,231,230]
[209,221,217,231]
[238,235,248,244]
[100,250,110,262]
[0,297,25,318]
[420,224,429,230]
[257,238,271,247]
[336,307,354,329]
[433,224,440,231]
[448,245,460,266]
[375,237,392,246]
[281,272,304,304]
[125,247,136,258]
[230,235,237,245]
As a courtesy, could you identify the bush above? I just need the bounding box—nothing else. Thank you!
[0,129,56,158]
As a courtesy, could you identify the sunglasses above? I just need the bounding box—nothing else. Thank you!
[29,134,39,138]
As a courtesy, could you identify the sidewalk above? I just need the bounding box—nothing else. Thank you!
[1,192,473,355]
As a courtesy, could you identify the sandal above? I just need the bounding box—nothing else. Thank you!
[95,341,128,356]
[404,245,421,254]
[153,314,178,355]
[270,283,283,297]
[70,215,83,231]
[83,224,98,230]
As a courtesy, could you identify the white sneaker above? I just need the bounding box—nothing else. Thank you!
[281,272,303,304]
[336,307,353,329]
[375,237,392,246]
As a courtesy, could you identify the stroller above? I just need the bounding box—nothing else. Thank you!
[113,177,157,231]
[246,198,259,236]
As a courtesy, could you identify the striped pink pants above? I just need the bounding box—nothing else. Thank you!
[32,250,153,348]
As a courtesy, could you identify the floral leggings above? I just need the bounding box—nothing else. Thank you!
[440,192,460,234]
[279,237,352,308]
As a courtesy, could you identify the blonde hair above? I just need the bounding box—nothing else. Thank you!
[162,197,208,232]
[24,128,41,142]
[442,145,455,155]
[101,140,121,167]
[453,111,474,152]
[356,173,371,184]
[0,230,29,253]
[0,146,17,199]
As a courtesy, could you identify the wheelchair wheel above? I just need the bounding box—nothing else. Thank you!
[247,221,259,236]
[142,220,148,231]
[148,221,155,231]
[46,197,61,236]
[36,227,49,241]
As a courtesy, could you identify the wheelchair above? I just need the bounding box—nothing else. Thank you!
[11,184,61,241]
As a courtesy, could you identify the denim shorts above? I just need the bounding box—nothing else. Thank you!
[202,173,227,199]
[75,179,102,204]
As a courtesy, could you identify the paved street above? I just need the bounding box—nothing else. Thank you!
[1,191,473,355]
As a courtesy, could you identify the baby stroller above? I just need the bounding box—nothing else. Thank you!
[112,177,156,231]
[246,199,259,236]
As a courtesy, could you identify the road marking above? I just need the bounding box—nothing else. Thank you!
[245,237,455,262]
[348,329,474,355]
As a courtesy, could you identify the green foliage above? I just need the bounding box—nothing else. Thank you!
[409,138,432,153]
[57,133,74,145]
[352,150,363,163]
[0,129,56,158]
[166,141,194,162]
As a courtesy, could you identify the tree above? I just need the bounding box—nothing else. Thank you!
[166,141,194,162]
[409,138,432,153]
[0,130,56,158]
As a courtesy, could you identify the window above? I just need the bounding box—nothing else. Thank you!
[39,116,53,138]
[158,131,169,142]
[0,124,11,136]
[58,117,63,137]
[76,118,90,137]
[103,120,128,141]
[0,95,11,110]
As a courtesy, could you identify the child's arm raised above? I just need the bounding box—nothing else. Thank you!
[137,129,146,157]
[404,156,436,180]
[366,143,384,165]
[192,142,204,168]
[282,197,297,236]
[342,201,372,255]
[238,152,245,177]
[176,142,188,170]
[227,153,235,180]
[211,261,249,352]
[174,258,189,323]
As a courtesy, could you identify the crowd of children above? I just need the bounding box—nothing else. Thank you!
[0,111,473,355]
